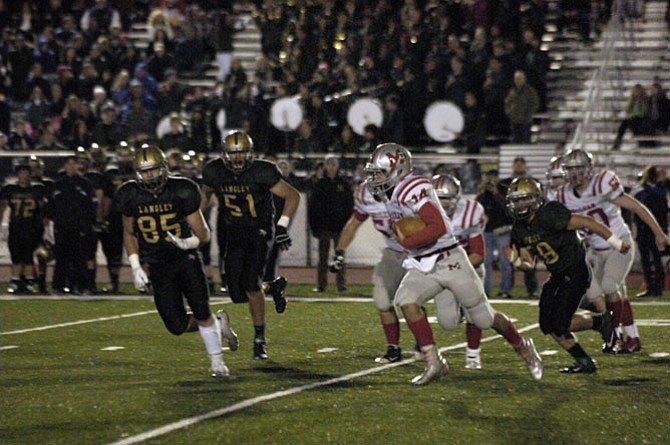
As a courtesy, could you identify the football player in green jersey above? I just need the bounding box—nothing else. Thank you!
[115,144,238,378]
[506,177,630,373]
[201,130,300,360]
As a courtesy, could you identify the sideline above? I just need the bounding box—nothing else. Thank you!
[103,323,540,445]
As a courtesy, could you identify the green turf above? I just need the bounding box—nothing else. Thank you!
[1,284,669,445]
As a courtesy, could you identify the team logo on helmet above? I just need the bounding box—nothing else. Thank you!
[506,177,543,220]
[364,143,412,196]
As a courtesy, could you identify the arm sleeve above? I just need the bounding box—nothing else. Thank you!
[402,201,447,250]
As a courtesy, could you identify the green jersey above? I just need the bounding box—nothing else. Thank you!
[511,200,585,274]
[201,158,282,231]
[114,176,201,264]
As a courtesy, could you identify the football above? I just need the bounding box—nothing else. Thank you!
[393,216,426,237]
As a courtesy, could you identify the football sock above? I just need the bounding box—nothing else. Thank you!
[383,321,400,346]
[198,317,223,356]
[567,343,590,360]
[407,316,435,348]
[466,347,481,357]
[501,321,523,348]
[254,325,266,341]
[466,322,482,349]
[621,298,639,338]
[591,313,606,331]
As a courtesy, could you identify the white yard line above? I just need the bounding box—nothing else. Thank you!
[103,324,540,445]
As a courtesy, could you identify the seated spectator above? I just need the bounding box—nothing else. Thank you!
[613,83,652,150]
[146,42,175,83]
[67,119,93,150]
[648,81,670,134]
[92,101,123,147]
[24,86,51,130]
[159,112,189,152]
[35,126,66,151]
[8,120,35,150]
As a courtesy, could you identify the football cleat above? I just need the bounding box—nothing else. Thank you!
[516,337,543,381]
[267,276,288,314]
[210,356,230,378]
[374,345,402,363]
[216,310,239,352]
[253,338,268,360]
[411,345,449,385]
[560,357,597,374]
[465,349,482,370]
[602,334,625,354]
[624,337,642,353]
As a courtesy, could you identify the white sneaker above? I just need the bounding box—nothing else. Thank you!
[211,355,230,378]
[216,309,239,352]
[465,349,482,370]
[411,345,449,385]
[516,337,543,381]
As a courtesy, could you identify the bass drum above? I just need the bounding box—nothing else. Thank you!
[423,101,464,143]
[347,97,383,136]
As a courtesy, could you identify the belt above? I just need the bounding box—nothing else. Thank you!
[414,244,458,261]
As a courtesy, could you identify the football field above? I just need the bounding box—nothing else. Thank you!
[2,284,670,445]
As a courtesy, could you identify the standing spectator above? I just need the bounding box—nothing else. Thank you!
[476,169,514,298]
[500,156,538,298]
[146,42,175,83]
[114,144,238,378]
[380,93,404,144]
[482,56,512,137]
[457,91,485,154]
[632,166,669,297]
[44,156,97,294]
[647,81,670,135]
[0,159,48,294]
[504,70,539,144]
[521,29,551,112]
[612,83,651,150]
[200,130,300,360]
[214,9,234,81]
[308,155,354,293]
[506,177,622,374]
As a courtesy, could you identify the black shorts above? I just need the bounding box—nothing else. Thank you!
[224,225,273,303]
[539,257,591,336]
[148,253,211,335]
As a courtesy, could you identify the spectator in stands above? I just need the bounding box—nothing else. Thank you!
[81,0,122,36]
[457,91,486,154]
[504,70,539,144]
[24,86,51,131]
[146,42,175,83]
[381,93,404,145]
[35,125,66,151]
[76,60,100,102]
[26,63,52,102]
[92,101,122,147]
[633,166,669,297]
[224,57,248,94]
[90,85,108,117]
[8,120,34,150]
[121,83,156,140]
[214,9,235,81]
[7,33,33,101]
[358,123,380,160]
[117,43,141,77]
[612,83,651,150]
[521,29,551,112]
[133,62,158,98]
[67,118,92,150]
[33,35,58,76]
[159,112,189,152]
[648,81,670,134]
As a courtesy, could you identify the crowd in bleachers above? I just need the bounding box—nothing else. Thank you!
[0,0,559,183]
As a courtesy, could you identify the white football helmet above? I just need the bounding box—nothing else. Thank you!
[545,155,566,190]
[563,148,593,188]
[364,143,412,196]
[506,177,543,220]
[432,174,461,217]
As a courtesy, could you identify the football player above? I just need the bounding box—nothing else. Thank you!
[506,177,627,373]
[432,174,487,370]
[329,180,408,364]
[0,159,49,293]
[200,130,300,360]
[115,144,238,378]
[364,143,543,385]
[544,155,565,202]
[557,148,669,353]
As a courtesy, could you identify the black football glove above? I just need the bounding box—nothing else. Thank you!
[275,225,292,251]
[329,249,345,273]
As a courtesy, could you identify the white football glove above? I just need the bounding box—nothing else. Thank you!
[128,254,150,292]
[167,231,200,250]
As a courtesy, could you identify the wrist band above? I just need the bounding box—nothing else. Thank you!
[182,235,200,250]
[278,215,290,228]
[607,234,623,251]
[512,256,522,268]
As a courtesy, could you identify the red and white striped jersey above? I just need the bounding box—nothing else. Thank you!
[555,169,630,249]
[352,182,404,252]
[383,173,456,256]
[450,197,486,252]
